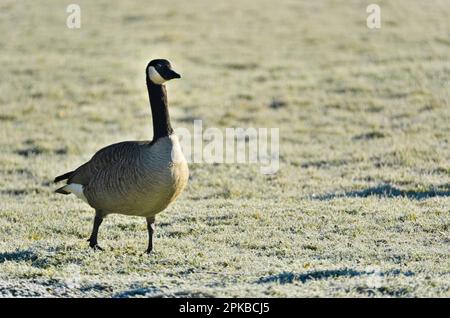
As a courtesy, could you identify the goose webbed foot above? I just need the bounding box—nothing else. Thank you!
[88,240,104,251]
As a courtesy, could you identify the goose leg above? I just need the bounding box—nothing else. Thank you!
[88,214,104,251]
[146,216,156,254]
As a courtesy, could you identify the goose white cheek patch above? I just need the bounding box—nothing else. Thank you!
[148,66,166,84]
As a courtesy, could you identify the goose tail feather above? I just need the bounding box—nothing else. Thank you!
[54,171,74,183]
[55,185,71,195]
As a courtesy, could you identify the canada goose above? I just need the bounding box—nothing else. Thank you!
[54,59,189,253]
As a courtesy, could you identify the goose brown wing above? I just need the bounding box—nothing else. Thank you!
[68,141,149,185]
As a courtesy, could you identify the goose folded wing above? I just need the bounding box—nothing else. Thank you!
[68,141,148,185]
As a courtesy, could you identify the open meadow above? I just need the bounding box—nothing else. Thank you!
[0,0,449,297]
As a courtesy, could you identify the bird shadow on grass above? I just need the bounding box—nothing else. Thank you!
[0,249,39,264]
[113,287,215,298]
[313,183,450,201]
[256,268,414,285]
[0,249,52,268]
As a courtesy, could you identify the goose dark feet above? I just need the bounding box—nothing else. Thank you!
[88,239,104,251]
[146,216,155,255]
[88,214,104,251]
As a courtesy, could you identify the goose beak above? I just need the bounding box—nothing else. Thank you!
[158,67,181,81]
[169,70,181,79]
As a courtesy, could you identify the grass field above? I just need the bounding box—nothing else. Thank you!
[0,0,449,297]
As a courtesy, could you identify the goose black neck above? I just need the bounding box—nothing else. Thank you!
[146,77,173,141]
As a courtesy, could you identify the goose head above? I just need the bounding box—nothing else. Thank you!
[146,59,181,85]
